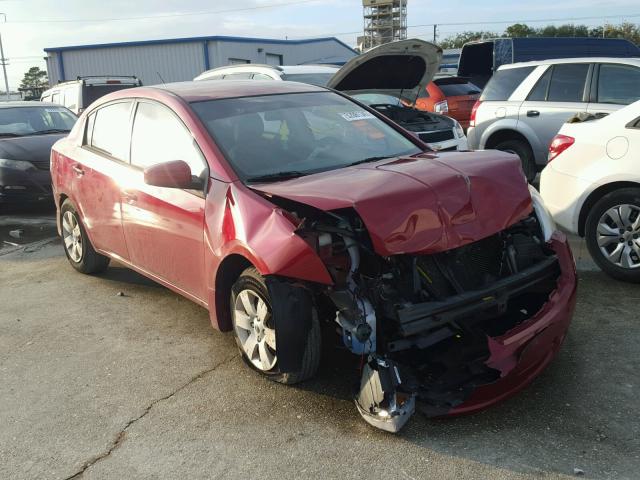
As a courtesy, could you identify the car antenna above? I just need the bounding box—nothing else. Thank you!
[156,71,166,86]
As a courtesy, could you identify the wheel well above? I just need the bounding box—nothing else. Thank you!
[214,254,253,332]
[578,181,640,236]
[485,129,531,150]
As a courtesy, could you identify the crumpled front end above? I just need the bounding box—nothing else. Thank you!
[260,190,576,432]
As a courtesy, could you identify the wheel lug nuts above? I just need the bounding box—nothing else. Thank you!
[620,238,625,242]
[620,229,625,234]
[629,241,633,246]
[628,227,633,232]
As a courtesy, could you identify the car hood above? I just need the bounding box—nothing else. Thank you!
[250,151,532,256]
[326,39,442,101]
[0,134,67,168]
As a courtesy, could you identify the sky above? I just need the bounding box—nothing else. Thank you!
[1,0,639,89]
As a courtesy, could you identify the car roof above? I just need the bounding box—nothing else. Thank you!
[499,56,640,70]
[0,101,62,108]
[131,80,328,103]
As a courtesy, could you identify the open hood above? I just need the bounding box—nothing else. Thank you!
[327,39,442,99]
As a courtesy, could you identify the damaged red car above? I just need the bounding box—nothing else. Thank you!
[51,77,577,432]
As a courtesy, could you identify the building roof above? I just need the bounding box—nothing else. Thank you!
[44,35,358,54]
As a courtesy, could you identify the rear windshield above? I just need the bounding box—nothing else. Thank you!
[281,73,335,86]
[434,78,481,97]
[480,66,535,101]
[191,91,421,181]
[82,84,136,108]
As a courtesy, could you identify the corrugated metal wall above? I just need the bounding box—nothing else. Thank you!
[207,39,354,69]
[45,38,356,87]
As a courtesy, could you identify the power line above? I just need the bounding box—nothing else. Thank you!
[5,0,323,24]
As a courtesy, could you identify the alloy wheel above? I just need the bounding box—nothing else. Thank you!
[62,210,83,263]
[233,289,277,371]
[596,204,640,269]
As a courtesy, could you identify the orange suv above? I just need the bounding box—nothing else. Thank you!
[414,77,481,130]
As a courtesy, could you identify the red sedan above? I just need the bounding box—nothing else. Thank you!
[51,80,576,432]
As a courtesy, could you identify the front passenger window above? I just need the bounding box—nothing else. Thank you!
[130,101,207,181]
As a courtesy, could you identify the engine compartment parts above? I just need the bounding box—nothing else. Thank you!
[355,356,416,433]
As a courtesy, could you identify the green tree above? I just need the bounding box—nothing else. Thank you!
[19,66,48,90]
[504,23,536,37]
[439,31,498,49]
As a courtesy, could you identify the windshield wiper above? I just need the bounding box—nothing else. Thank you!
[245,171,307,183]
[347,155,394,167]
[0,132,20,137]
[23,129,70,136]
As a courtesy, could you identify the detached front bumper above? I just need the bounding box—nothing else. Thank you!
[448,231,577,415]
[0,167,53,204]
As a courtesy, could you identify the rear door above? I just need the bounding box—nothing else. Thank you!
[587,63,640,116]
[120,100,208,301]
[518,63,591,161]
[74,100,133,260]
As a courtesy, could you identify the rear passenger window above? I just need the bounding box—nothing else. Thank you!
[223,73,252,80]
[597,64,640,105]
[130,102,206,180]
[480,66,535,101]
[527,67,552,101]
[547,64,589,102]
[90,102,132,161]
[252,73,274,80]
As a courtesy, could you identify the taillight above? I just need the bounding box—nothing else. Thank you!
[434,100,449,114]
[548,134,575,162]
[469,100,482,127]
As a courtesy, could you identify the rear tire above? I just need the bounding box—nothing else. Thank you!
[495,139,536,183]
[231,267,321,385]
[60,199,110,274]
[585,188,640,283]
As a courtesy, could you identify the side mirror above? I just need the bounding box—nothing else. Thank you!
[143,160,197,189]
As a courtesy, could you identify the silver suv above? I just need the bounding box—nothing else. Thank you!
[467,57,640,181]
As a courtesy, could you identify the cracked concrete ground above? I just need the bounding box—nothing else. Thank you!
[1,225,639,479]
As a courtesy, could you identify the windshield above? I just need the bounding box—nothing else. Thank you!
[281,73,336,86]
[0,106,76,136]
[191,91,421,181]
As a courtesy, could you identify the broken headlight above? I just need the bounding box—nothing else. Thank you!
[529,185,556,242]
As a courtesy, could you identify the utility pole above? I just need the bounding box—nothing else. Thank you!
[433,24,437,42]
[0,14,8,101]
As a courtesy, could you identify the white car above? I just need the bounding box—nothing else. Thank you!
[540,100,640,282]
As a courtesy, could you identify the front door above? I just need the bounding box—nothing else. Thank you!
[120,100,208,301]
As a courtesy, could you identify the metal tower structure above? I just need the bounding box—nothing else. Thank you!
[360,0,407,51]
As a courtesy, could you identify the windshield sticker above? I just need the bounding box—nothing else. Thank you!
[340,111,375,122]
[45,108,66,113]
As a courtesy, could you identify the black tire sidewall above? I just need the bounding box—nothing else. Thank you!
[495,139,536,183]
[585,188,640,283]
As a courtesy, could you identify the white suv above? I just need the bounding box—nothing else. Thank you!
[467,58,640,181]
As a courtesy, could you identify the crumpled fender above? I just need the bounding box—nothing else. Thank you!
[204,179,333,329]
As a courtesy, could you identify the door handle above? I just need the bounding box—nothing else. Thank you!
[122,190,138,204]
[71,164,84,176]
[527,110,540,117]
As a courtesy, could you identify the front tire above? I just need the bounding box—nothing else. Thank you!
[495,139,536,183]
[60,199,110,274]
[231,267,320,384]
[585,188,640,283]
